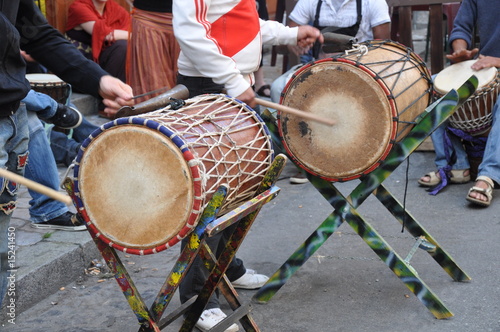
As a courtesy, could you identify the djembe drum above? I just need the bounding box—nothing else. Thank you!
[278,40,432,182]
[434,59,500,136]
[26,73,71,104]
[73,94,273,255]
[433,59,500,178]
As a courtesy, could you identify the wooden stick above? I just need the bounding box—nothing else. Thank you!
[255,98,335,126]
[0,168,72,205]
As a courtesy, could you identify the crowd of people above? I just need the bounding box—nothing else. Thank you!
[1,0,498,331]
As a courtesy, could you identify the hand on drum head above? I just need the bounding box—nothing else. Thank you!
[98,75,134,117]
[471,55,500,71]
[446,48,479,64]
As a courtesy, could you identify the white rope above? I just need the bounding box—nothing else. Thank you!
[138,94,273,214]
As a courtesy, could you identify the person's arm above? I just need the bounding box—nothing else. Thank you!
[446,0,479,64]
[446,38,479,63]
[372,22,390,40]
[368,0,391,40]
[80,21,129,41]
[17,0,133,112]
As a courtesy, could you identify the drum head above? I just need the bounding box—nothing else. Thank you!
[26,73,64,84]
[77,125,194,251]
[279,61,394,181]
[434,59,498,94]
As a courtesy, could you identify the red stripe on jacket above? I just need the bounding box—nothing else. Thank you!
[210,0,260,57]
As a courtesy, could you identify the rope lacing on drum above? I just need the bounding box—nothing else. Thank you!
[139,94,273,214]
[344,43,368,57]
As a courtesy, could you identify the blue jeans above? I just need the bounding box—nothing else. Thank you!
[478,99,500,184]
[0,106,29,308]
[26,111,68,223]
[48,117,98,167]
[270,64,304,105]
[431,95,500,184]
[22,90,57,120]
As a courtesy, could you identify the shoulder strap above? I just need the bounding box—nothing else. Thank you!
[356,0,362,25]
[314,0,362,29]
[313,0,322,29]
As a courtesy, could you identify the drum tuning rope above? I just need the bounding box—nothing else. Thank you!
[344,44,369,57]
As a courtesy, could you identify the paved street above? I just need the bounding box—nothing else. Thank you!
[2,151,500,331]
[1,35,500,331]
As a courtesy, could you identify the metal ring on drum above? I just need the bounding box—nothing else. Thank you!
[278,40,433,182]
[73,94,274,255]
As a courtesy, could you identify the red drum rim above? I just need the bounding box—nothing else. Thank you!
[278,58,398,182]
[73,117,203,255]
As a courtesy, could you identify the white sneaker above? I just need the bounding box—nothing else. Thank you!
[231,269,269,289]
[196,308,239,332]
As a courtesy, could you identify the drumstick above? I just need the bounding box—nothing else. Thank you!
[255,98,335,126]
[0,168,72,205]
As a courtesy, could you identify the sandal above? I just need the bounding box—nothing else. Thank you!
[466,175,494,207]
[256,84,271,98]
[418,169,470,187]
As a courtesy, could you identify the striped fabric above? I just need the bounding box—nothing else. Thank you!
[126,8,180,102]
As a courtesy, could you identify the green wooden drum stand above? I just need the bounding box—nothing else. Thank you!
[254,77,478,319]
[63,154,287,331]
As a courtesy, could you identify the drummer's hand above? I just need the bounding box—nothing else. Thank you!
[236,87,257,109]
[471,55,500,70]
[20,50,37,63]
[297,26,323,49]
[446,48,479,63]
[98,75,134,116]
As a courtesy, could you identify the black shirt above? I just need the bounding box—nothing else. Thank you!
[133,0,172,13]
[0,0,108,116]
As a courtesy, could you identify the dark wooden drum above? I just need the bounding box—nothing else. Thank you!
[26,73,70,104]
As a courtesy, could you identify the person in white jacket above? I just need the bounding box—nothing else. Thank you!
[173,1,322,331]
[173,0,322,110]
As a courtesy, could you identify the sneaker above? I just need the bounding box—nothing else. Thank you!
[47,104,83,129]
[196,308,239,332]
[231,269,269,290]
[31,212,86,231]
[289,169,308,184]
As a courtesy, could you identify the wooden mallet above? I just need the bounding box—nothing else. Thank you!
[255,98,335,126]
[0,168,72,205]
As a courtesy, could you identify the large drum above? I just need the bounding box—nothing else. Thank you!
[434,59,500,136]
[73,94,273,255]
[279,40,432,182]
[26,73,70,104]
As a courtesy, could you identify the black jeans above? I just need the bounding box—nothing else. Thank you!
[176,74,225,98]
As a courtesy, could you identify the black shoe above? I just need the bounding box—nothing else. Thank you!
[31,212,86,231]
[47,104,83,129]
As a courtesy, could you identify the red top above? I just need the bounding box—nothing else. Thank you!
[66,0,130,61]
